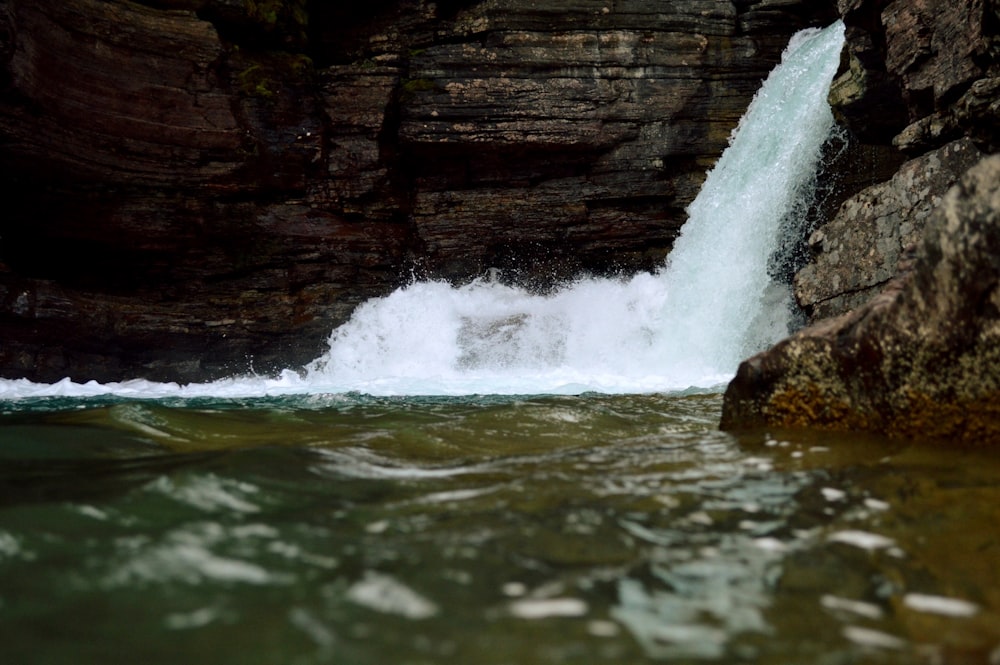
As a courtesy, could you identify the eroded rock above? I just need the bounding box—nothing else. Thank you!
[794,138,982,320]
[722,155,1000,444]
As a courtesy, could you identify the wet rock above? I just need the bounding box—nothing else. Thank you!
[794,138,982,321]
[761,0,1000,441]
[881,0,989,119]
[831,0,1000,155]
[827,0,908,143]
[722,155,1000,444]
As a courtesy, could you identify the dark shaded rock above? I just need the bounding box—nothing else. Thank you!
[395,1,836,282]
[722,155,1000,444]
[0,0,838,382]
[0,0,243,184]
[832,0,1000,155]
[827,0,908,143]
[881,0,989,116]
[0,0,411,382]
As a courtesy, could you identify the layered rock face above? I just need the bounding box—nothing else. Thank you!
[0,0,835,382]
[723,0,1000,440]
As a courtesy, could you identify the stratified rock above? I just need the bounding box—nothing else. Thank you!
[722,155,1000,444]
[396,0,837,281]
[794,138,982,320]
[0,0,838,382]
[0,0,243,184]
[0,0,409,382]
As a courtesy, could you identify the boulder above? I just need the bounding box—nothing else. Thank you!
[722,155,1000,444]
[794,138,982,321]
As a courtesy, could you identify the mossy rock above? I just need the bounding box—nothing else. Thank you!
[400,77,440,102]
[234,51,315,100]
[244,0,307,29]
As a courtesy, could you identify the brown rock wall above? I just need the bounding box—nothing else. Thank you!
[0,0,837,382]
[1,0,242,184]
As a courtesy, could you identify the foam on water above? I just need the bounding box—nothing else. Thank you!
[0,22,845,400]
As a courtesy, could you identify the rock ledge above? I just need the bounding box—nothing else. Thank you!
[722,155,1000,444]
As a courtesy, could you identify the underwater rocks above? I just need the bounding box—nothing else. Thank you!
[0,0,837,382]
[722,155,1000,443]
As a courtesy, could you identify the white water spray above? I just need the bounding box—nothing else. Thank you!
[0,22,845,399]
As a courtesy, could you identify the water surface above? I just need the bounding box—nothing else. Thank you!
[1,393,997,664]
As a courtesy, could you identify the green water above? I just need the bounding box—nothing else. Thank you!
[0,393,998,664]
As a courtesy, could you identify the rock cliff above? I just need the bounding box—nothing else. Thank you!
[723,0,1000,441]
[0,0,837,382]
[722,155,1000,444]
[798,0,1000,325]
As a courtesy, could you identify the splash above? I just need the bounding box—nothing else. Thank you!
[0,22,845,399]
[302,20,846,395]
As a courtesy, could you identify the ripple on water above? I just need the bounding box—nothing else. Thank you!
[104,522,281,588]
[345,571,439,619]
[148,473,262,514]
[2,392,1000,664]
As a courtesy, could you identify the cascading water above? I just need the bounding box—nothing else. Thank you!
[655,20,846,375]
[0,21,845,399]
[301,20,846,395]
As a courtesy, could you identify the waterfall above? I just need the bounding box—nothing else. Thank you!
[655,21,846,375]
[301,20,846,395]
[0,21,846,400]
